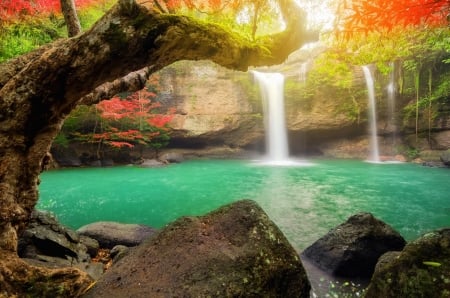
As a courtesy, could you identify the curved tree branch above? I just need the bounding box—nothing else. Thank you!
[0,0,313,295]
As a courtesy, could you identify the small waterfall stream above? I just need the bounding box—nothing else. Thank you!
[362,65,381,162]
[387,62,397,154]
[299,61,309,83]
[252,71,290,163]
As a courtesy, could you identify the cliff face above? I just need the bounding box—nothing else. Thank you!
[157,58,368,158]
[156,48,450,160]
[158,63,264,149]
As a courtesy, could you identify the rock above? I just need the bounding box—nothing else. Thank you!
[101,158,114,167]
[19,210,89,263]
[18,210,103,280]
[440,149,450,166]
[434,131,450,149]
[159,152,184,163]
[83,200,310,297]
[365,229,450,298]
[139,158,166,167]
[372,251,401,274]
[301,212,406,278]
[87,159,102,167]
[110,245,129,262]
[394,154,407,162]
[80,235,100,258]
[77,222,157,249]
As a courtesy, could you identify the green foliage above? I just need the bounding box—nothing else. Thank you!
[77,0,115,30]
[0,0,114,62]
[307,53,354,89]
[55,105,99,146]
[0,18,65,62]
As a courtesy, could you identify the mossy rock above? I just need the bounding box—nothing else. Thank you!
[83,200,310,297]
[365,228,450,298]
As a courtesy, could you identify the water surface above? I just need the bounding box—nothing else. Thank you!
[38,159,450,251]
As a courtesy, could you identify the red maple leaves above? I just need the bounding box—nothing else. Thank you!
[336,0,450,37]
[94,82,175,149]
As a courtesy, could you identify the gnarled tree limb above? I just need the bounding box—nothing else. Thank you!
[0,0,312,295]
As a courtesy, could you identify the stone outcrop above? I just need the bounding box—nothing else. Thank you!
[18,210,104,280]
[365,228,450,298]
[440,149,450,166]
[83,200,311,297]
[301,212,406,278]
[77,221,157,249]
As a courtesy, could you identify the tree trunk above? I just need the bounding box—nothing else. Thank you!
[61,0,82,37]
[0,0,311,295]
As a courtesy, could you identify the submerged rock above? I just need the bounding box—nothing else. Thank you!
[301,212,406,278]
[365,228,450,298]
[77,222,157,249]
[83,200,310,297]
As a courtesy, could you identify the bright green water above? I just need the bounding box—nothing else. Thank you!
[38,159,450,251]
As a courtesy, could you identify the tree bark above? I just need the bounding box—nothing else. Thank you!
[61,0,82,37]
[0,0,312,295]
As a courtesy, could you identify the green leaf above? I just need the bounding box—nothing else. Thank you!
[423,261,442,267]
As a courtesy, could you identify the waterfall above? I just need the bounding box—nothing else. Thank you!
[362,65,381,162]
[299,62,308,83]
[252,71,289,162]
[387,62,397,154]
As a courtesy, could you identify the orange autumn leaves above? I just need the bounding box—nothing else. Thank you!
[336,0,450,37]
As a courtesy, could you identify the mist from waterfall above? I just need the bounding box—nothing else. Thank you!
[253,71,290,163]
[387,62,397,154]
[362,65,381,162]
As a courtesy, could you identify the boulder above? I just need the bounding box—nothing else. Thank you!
[19,210,89,263]
[83,200,310,297]
[301,212,406,278]
[109,245,129,262]
[159,152,184,163]
[366,228,450,297]
[18,210,104,280]
[139,158,166,167]
[440,149,450,166]
[77,222,157,249]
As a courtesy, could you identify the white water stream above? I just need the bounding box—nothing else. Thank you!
[362,65,381,162]
[252,71,290,163]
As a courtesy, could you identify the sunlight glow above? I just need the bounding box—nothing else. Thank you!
[295,0,336,31]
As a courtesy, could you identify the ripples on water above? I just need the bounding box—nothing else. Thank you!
[38,159,450,251]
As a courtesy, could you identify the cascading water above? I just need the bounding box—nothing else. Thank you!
[299,61,309,83]
[362,65,381,162]
[387,62,397,154]
[252,71,290,163]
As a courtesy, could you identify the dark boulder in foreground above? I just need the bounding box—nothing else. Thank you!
[77,222,157,249]
[302,212,406,278]
[83,200,311,298]
[365,228,450,298]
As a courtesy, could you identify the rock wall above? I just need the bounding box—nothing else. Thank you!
[157,59,368,157]
[154,48,450,160]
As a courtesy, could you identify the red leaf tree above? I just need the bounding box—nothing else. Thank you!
[90,75,174,150]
